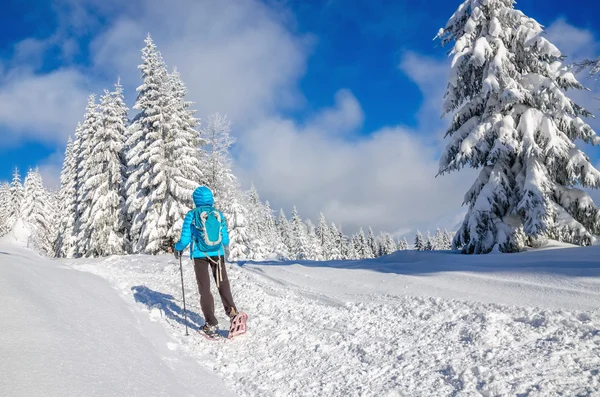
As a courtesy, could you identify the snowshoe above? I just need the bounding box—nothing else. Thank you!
[198,324,223,341]
[228,311,248,339]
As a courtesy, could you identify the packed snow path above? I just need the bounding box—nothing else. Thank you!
[71,247,600,397]
[0,242,236,397]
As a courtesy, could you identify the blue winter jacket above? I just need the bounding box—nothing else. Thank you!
[174,186,229,258]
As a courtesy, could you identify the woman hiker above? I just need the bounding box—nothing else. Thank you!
[173,185,242,337]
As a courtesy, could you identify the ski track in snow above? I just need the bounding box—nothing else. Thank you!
[70,251,600,397]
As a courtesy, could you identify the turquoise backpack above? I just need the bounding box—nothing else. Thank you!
[191,206,223,253]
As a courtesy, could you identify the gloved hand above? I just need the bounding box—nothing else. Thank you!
[174,249,182,259]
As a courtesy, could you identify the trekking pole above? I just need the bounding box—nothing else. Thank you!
[178,253,189,336]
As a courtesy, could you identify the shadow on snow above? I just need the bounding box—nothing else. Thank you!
[131,285,204,331]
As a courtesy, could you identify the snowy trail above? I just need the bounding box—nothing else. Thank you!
[0,242,237,397]
[71,248,600,397]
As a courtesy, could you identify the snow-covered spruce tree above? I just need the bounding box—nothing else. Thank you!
[74,95,102,257]
[328,222,343,260]
[290,206,309,260]
[125,35,169,253]
[277,209,293,260]
[347,234,361,260]
[316,213,334,260]
[126,36,203,254]
[367,227,378,258]
[305,219,324,261]
[0,183,11,236]
[9,168,24,223]
[159,68,204,249]
[378,232,397,256]
[402,237,410,250]
[355,228,372,259]
[414,230,425,251]
[245,186,270,260]
[22,169,56,255]
[424,231,434,251]
[54,137,78,257]
[264,201,286,259]
[85,83,129,257]
[437,0,600,253]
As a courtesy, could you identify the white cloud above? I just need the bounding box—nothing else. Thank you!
[0,68,90,147]
[89,0,312,125]
[545,18,599,61]
[38,151,65,191]
[399,51,449,135]
[235,89,474,235]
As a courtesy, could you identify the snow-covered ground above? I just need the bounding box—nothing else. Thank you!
[60,245,600,397]
[2,219,599,397]
[0,232,236,397]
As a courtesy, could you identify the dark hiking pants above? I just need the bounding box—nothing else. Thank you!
[193,256,237,327]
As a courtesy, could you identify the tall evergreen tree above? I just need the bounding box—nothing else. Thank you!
[75,95,102,256]
[290,206,309,260]
[305,219,324,261]
[85,83,129,256]
[55,137,78,257]
[355,228,371,259]
[9,168,24,223]
[277,209,293,260]
[414,231,425,251]
[437,0,600,253]
[328,222,343,260]
[246,186,270,260]
[367,227,378,258]
[125,34,170,253]
[22,169,55,255]
[0,183,11,236]
[126,35,202,254]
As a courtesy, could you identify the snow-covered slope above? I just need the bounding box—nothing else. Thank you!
[0,242,236,397]
[68,247,600,397]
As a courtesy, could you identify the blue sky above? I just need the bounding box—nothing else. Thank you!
[1,0,600,234]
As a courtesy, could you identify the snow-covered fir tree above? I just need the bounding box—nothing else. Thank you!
[0,183,10,236]
[9,168,24,224]
[414,231,425,251]
[305,219,324,261]
[263,200,286,259]
[21,169,56,255]
[347,233,361,260]
[290,206,309,260]
[84,83,129,257]
[55,137,78,257]
[125,35,169,253]
[437,0,600,253]
[367,228,378,258]
[329,222,344,260]
[378,232,397,256]
[355,228,372,259]
[277,209,293,260]
[125,35,202,254]
[74,95,102,257]
[245,186,271,260]
[424,231,434,251]
[316,213,335,260]
[397,237,410,251]
[226,196,251,261]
